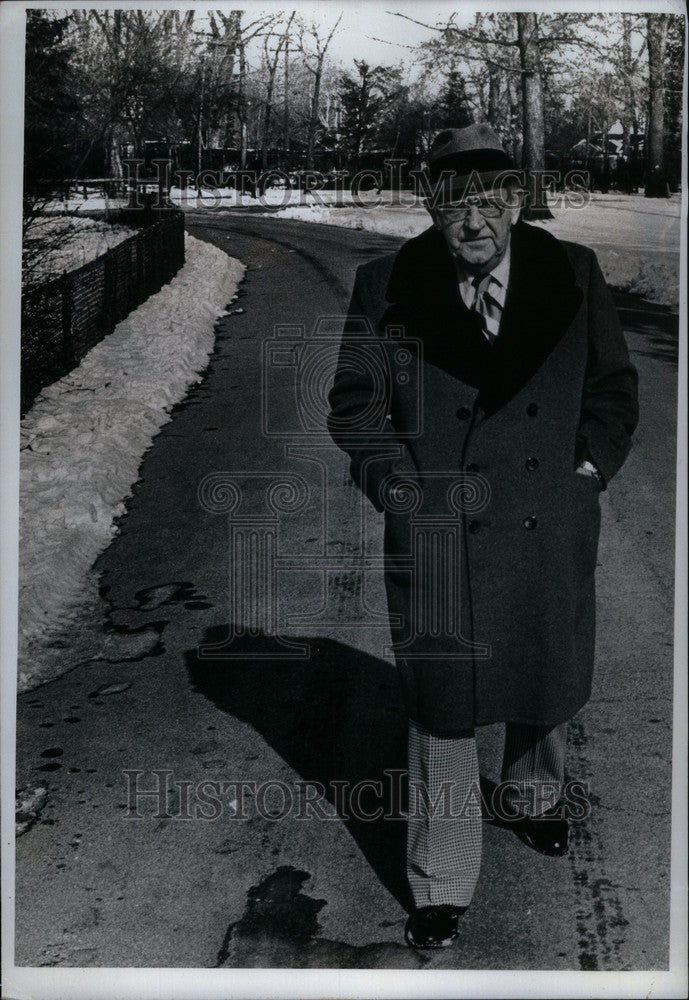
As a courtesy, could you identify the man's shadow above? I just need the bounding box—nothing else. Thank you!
[185,627,413,909]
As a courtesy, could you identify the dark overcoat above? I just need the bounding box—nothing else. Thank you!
[327,220,638,734]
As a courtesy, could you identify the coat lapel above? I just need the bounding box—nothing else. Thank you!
[384,221,584,412]
[484,221,583,411]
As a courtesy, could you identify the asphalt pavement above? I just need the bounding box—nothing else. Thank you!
[14,212,677,970]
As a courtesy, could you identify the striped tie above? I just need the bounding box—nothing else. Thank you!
[471,274,501,345]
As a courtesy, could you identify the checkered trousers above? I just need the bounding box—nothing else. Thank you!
[407,718,567,907]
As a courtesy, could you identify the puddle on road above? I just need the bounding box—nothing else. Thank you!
[216,865,427,969]
[118,581,215,613]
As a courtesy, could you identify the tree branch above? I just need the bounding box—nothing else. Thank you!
[387,10,518,47]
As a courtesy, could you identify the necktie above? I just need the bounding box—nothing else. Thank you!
[471,274,501,345]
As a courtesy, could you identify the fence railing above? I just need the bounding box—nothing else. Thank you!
[21,207,185,415]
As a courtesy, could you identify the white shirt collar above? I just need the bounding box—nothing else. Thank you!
[457,244,511,311]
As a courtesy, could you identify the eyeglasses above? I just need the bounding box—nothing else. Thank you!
[435,197,515,223]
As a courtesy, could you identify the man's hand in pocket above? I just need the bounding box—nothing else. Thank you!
[576,459,603,484]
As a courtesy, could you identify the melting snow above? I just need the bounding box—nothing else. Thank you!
[18,233,244,691]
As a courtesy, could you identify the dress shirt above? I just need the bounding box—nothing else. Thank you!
[457,247,511,342]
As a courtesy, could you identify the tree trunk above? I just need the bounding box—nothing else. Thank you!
[238,45,248,169]
[106,128,123,180]
[487,64,500,126]
[516,13,552,219]
[262,30,290,173]
[506,73,521,165]
[645,13,669,198]
[620,13,633,193]
[306,61,323,171]
[301,15,340,172]
[240,120,248,170]
[197,57,205,178]
[585,107,592,176]
[262,58,277,171]
[283,38,290,164]
[600,118,609,194]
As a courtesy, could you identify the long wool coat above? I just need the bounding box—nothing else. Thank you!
[327,220,639,734]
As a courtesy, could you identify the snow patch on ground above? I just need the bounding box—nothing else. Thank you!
[42,185,343,214]
[18,233,244,692]
[23,215,137,287]
[15,786,48,837]
[275,193,681,309]
[42,194,130,214]
[169,185,336,209]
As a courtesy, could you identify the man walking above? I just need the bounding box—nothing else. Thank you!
[327,124,638,948]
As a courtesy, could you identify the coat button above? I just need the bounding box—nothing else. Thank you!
[526,403,539,417]
[466,463,480,473]
[468,520,481,534]
[525,457,539,471]
[456,406,472,420]
[523,516,538,530]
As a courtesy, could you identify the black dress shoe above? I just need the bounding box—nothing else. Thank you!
[514,803,569,856]
[404,905,466,949]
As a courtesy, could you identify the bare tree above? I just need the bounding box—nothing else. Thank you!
[394,9,621,216]
[68,9,197,178]
[202,10,278,169]
[297,14,343,170]
[259,13,295,170]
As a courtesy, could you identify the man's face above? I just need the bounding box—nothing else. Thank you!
[429,188,521,274]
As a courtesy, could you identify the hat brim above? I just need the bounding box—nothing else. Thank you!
[424,168,526,206]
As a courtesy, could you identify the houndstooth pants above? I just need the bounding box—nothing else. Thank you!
[407,718,568,907]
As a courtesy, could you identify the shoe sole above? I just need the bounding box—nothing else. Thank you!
[404,926,460,949]
[405,933,459,949]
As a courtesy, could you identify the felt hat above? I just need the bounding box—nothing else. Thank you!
[428,123,518,200]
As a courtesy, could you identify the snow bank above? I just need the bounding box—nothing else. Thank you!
[588,246,680,309]
[18,233,244,691]
[275,194,681,309]
[530,194,680,307]
[277,201,429,240]
[23,215,137,287]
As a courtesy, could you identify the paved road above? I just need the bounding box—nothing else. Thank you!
[15,213,677,970]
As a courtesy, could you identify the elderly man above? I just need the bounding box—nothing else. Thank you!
[327,124,638,948]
